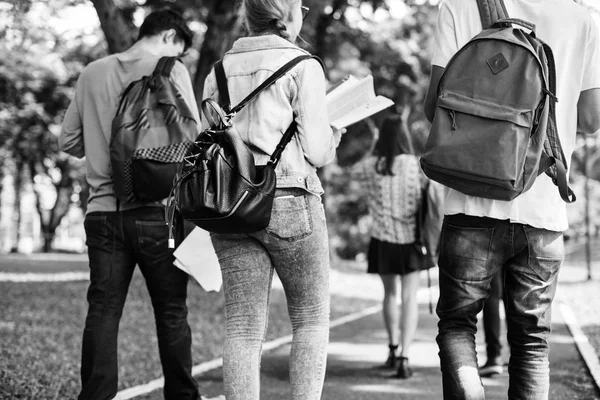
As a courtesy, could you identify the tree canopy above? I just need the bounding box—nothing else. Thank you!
[1,0,598,254]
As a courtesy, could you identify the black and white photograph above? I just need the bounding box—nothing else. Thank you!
[1,0,599,399]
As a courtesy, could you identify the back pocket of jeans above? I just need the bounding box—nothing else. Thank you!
[440,222,494,282]
[136,220,171,258]
[265,195,313,241]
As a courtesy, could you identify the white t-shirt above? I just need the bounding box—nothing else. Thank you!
[431,0,600,231]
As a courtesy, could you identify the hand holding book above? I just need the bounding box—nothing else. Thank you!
[332,127,346,148]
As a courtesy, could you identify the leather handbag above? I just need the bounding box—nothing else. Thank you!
[167,55,322,243]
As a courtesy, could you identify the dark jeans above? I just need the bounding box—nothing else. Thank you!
[436,214,563,400]
[79,207,199,400]
[483,267,506,361]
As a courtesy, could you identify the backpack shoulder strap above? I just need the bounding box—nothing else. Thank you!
[211,54,323,167]
[153,57,178,77]
[538,42,576,203]
[476,0,509,29]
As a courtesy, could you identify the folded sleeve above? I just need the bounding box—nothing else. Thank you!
[431,1,459,68]
[59,85,85,159]
[291,58,336,168]
[582,14,600,91]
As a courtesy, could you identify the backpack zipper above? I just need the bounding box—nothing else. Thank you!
[448,110,457,130]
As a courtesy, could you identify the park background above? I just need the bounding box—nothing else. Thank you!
[1,0,600,399]
[1,0,599,258]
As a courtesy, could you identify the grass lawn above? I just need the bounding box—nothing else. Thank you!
[0,260,379,400]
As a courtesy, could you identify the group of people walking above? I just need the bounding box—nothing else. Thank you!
[59,0,600,399]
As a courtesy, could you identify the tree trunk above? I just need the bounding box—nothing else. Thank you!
[42,229,55,253]
[313,0,349,213]
[10,162,23,253]
[0,159,4,248]
[28,160,75,253]
[313,0,348,72]
[193,0,241,105]
[91,0,137,54]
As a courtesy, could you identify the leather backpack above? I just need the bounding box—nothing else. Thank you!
[167,55,322,244]
[420,0,575,203]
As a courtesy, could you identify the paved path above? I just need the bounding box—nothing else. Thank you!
[2,239,599,399]
[127,261,599,400]
[183,303,598,400]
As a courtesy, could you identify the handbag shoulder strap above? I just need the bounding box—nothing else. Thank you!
[476,0,509,29]
[214,54,323,116]
[214,59,231,113]
[213,54,324,167]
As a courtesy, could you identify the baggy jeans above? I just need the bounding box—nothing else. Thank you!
[436,214,563,400]
[79,207,198,400]
[210,189,331,400]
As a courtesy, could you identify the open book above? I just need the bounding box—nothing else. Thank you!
[326,75,394,129]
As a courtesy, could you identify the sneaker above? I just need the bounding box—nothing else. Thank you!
[478,357,503,377]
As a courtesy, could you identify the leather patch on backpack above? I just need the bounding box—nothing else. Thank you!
[487,53,509,75]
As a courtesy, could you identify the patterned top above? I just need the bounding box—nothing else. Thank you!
[356,154,426,244]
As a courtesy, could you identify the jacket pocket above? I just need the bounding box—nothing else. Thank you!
[427,91,533,185]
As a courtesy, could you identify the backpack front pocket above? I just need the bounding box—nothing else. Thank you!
[425,91,533,187]
[130,142,193,202]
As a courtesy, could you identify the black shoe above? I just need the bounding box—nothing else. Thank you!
[478,357,504,377]
[396,356,413,379]
[382,344,399,369]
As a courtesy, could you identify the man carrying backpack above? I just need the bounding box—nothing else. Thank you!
[423,0,600,398]
[59,10,218,400]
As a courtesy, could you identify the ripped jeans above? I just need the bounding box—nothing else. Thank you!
[210,189,330,400]
[436,214,563,400]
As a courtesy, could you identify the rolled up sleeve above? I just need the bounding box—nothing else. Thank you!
[431,1,459,68]
[292,58,336,168]
[59,88,85,159]
[582,14,600,91]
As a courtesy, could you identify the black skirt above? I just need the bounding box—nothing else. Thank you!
[367,237,435,275]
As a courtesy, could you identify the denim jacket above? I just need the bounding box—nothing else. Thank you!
[201,35,337,195]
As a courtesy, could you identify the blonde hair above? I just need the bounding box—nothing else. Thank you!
[240,0,300,40]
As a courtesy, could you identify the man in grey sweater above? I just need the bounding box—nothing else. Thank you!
[60,10,221,400]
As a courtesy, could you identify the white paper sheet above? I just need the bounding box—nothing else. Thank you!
[173,227,222,292]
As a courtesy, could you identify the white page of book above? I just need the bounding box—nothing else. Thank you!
[326,75,394,129]
[331,96,395,130]
[326,75,359,103]
[173,226,222,292]
[327,75,375,124]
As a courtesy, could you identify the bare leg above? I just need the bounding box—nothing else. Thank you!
[399,270,420,358]
[380,274,400,347]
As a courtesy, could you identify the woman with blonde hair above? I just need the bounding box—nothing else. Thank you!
[201,1,345,399]
[356,114,430,379]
